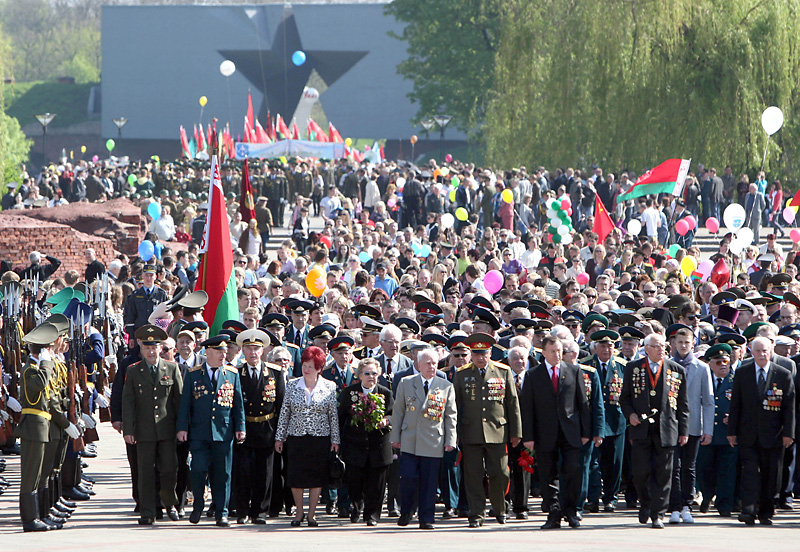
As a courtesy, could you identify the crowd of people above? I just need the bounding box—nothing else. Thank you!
[0,154,798,533]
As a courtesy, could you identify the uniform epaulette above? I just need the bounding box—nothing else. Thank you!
[353,346,365,352]
[493,362,511,370]
[265,362,282,372]
[189,365,203,372]
[285,343,299,349]
[456,362,474,372]
[613,356,627,365]
[224,365,238,374]
[579,364,596,373]
[533,347,543,353]
[494,344,507,351]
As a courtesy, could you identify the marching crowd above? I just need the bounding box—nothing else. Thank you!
[0,155,798,533]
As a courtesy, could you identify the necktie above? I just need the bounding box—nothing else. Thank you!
[551,366,559,393]
[150,363,157,382]
[251,366,258,380]
[367,349,373,358]
[210,367,218,383]
[515,373,521,389]
[294,329,302,346]
[601,362,607,382]
[423,379,429,396]
[386,359,392,375]
[758,368,766,395]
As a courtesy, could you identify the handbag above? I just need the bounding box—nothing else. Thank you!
[328,451,345,487]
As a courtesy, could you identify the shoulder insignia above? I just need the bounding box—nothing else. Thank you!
[189,365,203,372]
[265,362,283,372]
[612,356,627,366]
[580,364,596,373]
[492,362,510,370]
[224,365,238,374]
[285,343,299,349]
[456,363,474,373]
[493,344,507,351]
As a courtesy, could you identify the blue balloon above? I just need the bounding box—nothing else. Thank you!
[420,245,432,258]
[291,50,306,66]
[147,201,162,220]
[358,251,371,264]
[411,243,422,256]
[138,240,155,262]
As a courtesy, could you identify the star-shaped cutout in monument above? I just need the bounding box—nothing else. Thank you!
[220,7,368,120]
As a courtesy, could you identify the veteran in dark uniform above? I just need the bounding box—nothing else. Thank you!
[122,325,184,525]
[453,333,522,527]
[262,313,301,376]
[177,335,246,527]
[233,329,285,524]
[470,308,507,363]
[123,264,168,338]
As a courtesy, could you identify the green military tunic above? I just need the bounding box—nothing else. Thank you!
[16,357,53,494]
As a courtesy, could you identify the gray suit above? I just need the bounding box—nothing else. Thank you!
[744,191,766,245]
[391,374,457,457]
[376,353,412,392]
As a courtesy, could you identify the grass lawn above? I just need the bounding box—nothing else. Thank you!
[2,81,98,129]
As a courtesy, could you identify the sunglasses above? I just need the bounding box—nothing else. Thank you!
[236,260,247,265]
[643,289,656,294]
[452,353,469,358]
[585,294,597,299]
[685,315,698,321]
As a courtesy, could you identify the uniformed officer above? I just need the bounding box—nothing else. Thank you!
[453,333,522,527]
[233,329,285,524]
[262,313,301,376]
[122,324,183,525]
[354,317,384,360]
[177,335,246,527]
[123,264,168,338]
[286,299,312,349]
[471,308,507,363]
[439,334,471,518]
[696,344,737,517]
[580,314,610,359]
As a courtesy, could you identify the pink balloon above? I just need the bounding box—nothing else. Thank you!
[387,198,396,208]
[567,207,573,216]
[697,259,714,282]
[783,207,796,224]
[484,270,505,294]
[791,229,800,243]
[705,217,720,233]
[685,215,697,231]
[675,219,689,236]
[576,272,590,286]
[92,155,99,163]
[445,153,453,163]
[560,198,572,210]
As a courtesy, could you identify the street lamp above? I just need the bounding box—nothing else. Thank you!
[420,119,435,140]
[34,113,56,166]
[433,114,452,162]
[112,117,128,138]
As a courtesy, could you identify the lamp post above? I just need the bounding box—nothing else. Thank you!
[34,113,56,166]
[112,117,128,138]
[433,114,452,163]
[420,119,435,141]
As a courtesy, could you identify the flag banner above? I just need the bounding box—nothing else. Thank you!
[593,194,615,243]
[234,140,346,160]
[240,160,257,222]
[616,158,691,202]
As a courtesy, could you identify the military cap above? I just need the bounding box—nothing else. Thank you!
[395,317,421,334]
[46,287,75,305]
[23,322,59,345]
[760,292,782,306]
[618,313,644,327]
[663,295,691,310]
[783,292,800,308]
[769,272,792,286]
[262,313,289,327]
[447,334,470,350]
[360,316,385,333]
[582,313,609,334]
[716,303,739,325]
[263,330,282,347]
[534,320,554,333]
[618,282,635,292]
[510,318,536,332]
[308,301,324,313]
[617,294,641,311]
[352,304,382,321]
[135,324,169,344]
[329,335,355,351]
[421,333,448,347]
[618,326,645,340]
[201,335,230,349]
[401,339,432,354]
[472,307,501,331]
[222,320,247,333]
[702,343,732,361]
[776,335,794,347]
[713,331,746,347]
[219,329,238,340]
[734,299,757,316]
[779,323,800,338]
[666,323,693,339]
[503,300,529,314]
[742,322,769,341]
[562,309,586,323]
[43,313,69,335]
[711,291,737,305]
[422,314,446,328]
[309,324,337,341]
[236,329,270,348]
[182,320,209,333]
[470,296,494,311]
[175,290,208,309]
[142,264,157,274]
[651,308,674,328]
[728,287,746,299]
[440,242,456,249]
[590,329,620,343]
[446,322,461,334]
[529,304,551,319]
[528,299,550,311]
[286,299,314,314]
[416,301,443,316]
[747,295,770,306]
[463,332,497,351]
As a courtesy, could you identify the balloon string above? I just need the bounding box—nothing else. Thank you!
[759,134,770,175]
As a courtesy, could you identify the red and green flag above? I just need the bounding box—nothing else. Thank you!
[240,160,256,223]
[616,158,691,202]
[195,149,238,336]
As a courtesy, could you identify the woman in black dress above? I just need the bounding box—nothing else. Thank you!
[338,358,394,526]
[275,346,340,527]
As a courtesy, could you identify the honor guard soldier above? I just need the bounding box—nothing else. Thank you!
[122,324,183,525]
[453,333,522,527]
[233,329,286,524]
[123,264,168,338]
[177,335,246,527]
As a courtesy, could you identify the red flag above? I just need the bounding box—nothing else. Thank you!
[291,121,300,140]
[592,194,615,244]
[179,126,191,158]
[276,114,290,139]
[243,116,251,143]
[308,118,328,142]
[240,160,257,223]
[246,92,254,137]
[329,122,344,143]
[788,187,800,208]
[198,125,207,151]
[255,119,270,143]
[193,125,200,149]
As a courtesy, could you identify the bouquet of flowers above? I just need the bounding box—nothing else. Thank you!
[350,391,386,432]
[517,448,535,474]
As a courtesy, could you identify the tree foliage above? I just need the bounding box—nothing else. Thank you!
[0,28,32,187]
[486,0,800,179]
[386,0,506,133]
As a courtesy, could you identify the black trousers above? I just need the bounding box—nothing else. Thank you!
[125,441,140,508]
[386,455,400,512]
[176,440,190,509]
[507,442,531,513]
[233,445,274,518]
[346,461,388,522]
[269,449,293,515]
[631,431,674,520]
[536,431,581,517]
[739,444,783,520]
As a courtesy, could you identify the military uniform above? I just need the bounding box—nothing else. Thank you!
[123,284,168,337]
[39,355,71,524]
[574,362,605,514]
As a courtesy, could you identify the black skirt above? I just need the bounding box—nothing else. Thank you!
[286,434,331,489]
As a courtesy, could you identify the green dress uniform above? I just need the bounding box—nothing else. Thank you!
[453,360,522,523]
[40,358,71,520]
[122,357,183,520]
[573,364,605,513]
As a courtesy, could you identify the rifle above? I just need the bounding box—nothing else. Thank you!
[68,319,85,453]
[77,309,99,443]
[21,273,39,334]
[93,275,112,422]
[2,287,22,406]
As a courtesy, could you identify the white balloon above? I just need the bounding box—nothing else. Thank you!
[627,219,642,236]
[723,203,746,233]
[546,198,556,209]
[441,213,455,229]
[546,209,556,219]
[737,227,754,245]
[558,224,570,235]
[561,234,573,245]
[220,60,236,77]
[729,238,744,256]
[396,177,406,188]
[551,218,562,228]
[761,106,784,136]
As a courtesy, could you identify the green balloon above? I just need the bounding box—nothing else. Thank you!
[668,244,680,257]
[451,176,460,187]
[127,174,137,185]
[552,233,562,244]
[548,226,558,234]
[559,211,570,221]
[106,139,115,152]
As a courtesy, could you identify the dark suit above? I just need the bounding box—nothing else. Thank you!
[728,361,796,521]
[338,383,394,522]
[377,353,413,514]
[620,357,689,521]
[520,361,590,519]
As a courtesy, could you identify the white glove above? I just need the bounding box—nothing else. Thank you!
[6,397,21,413]
[96,394,110,408]
[77,418,86,430]
[103,386,112,399]
[81,413,97,429]
[65,422,80,440]
[0,410,9,422]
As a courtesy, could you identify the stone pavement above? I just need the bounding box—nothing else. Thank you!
[0,421,798,550]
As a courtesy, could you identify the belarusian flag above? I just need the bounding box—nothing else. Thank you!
[195,151,238,336]
[616,158,691,202]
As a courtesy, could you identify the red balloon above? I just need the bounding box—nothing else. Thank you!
[685,215,697,231]
[319,234,332,248]
[576,272,590,286]
[710,258,730,289]
[791,228,800,243]
[675,219,689,236]
[567,208,573,216]
[560,198,572,210]
[705,217,720,233]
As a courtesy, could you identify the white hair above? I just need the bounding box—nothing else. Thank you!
[643,333,665,347]
[29,251,41,263]
[550,325,574,342]
[380,324,402,342]
[509,335,531,350]
[562,339,580,355]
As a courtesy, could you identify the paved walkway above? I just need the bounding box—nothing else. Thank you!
[0,422,798,550]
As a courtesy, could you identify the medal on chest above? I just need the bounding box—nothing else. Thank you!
[423,389,446,422]
[216,381,234,408]
[262,377,276,402]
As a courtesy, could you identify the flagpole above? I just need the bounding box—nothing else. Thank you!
[759,135,770,174]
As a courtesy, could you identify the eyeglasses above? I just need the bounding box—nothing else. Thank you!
[585,294,597,299]
[362,372,379,377]
[380,339,399,345]
[452,353,469,358]
[685,315,698,321]
[274,357,291,363]
[643,289,656,294]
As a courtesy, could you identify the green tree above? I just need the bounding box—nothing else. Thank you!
[386,0,506,133]
[0,28,32,189]
[486,0,800,181]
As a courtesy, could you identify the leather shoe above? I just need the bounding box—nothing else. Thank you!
[699,498,711,513]
[59,498,77,509]
[237,515,250,524]
[337,509,350,519]
[189,510,202,524]
[541,518,561,529]
[76,484,95,496]
[397,513,411,527]
[516,512,529,520]
[638,509,649,525]
[167,507,179,521]
[54,503,74,515]
[456,509,470,518]
[326,504,338,516]
[254,515,267,524]
[366,519,377,527]
[468,518,483,528]
[719,510,732,517]
[419,522,435,530]
[216,517,231,527]
[585,501,599,513]
[495,514,507,524]
[206,505,216,518]
[62,487,90,501]
[603,502,616,513]
[138,517,154,525]
[442,508,456,519]
[759,517,773,526]
[574,511,583,521]
[738,513,756,526]
[566,513,581,528]
[23,519,54,532]
[350,509,360,523]
[652,518,664,529]
[80,449,97,458]
[387,509,400,517]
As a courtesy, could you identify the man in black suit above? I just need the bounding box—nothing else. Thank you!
[520,335,590,529]
[376,324,412,391]
[727,336,795,526]
[620,332,689,528]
